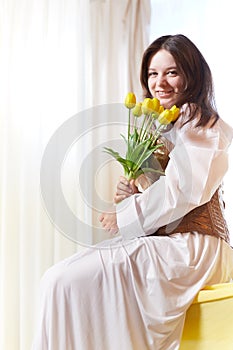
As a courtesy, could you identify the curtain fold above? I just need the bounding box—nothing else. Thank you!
[89,0,151,242]
[90,0,151,105]
[123,0,151,99]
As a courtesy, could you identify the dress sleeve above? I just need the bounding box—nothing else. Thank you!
[116,119,233,240]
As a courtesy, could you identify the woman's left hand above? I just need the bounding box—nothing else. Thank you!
[114,176,139,204]
[99,208,119,235]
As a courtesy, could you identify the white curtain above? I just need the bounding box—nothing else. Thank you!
[0,2,92,349]
[0,1,151,349]
[150,0,233,244]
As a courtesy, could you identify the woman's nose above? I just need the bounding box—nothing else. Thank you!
[156,74,167,87]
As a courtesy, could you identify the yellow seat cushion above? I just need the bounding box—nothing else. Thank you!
[180,283,233,350]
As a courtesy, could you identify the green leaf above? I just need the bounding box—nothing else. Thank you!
[120,133,128,145]
[104,136,166,181]
[103,147,136,176]
[127,139,155,164]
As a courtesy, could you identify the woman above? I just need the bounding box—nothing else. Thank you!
[32,35,233,350]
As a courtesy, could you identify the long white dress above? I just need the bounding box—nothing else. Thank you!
[32,114,233,350]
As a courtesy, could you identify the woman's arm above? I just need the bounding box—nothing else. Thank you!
[116,119,233,240]
[99,177,138,234]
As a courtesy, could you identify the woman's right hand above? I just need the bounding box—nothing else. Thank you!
[114,176,139,204]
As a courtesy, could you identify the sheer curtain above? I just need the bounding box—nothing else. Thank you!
[150,0,233,243]
[0,2,91,349]
[0,1,151,349]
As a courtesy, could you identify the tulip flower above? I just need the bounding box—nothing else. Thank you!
[132,102,142,117]
[124,92,136,140]
[152,97,160,112]
[124,92,136,109]
[104,93,181,181]
[170,105,180,121]
[141,98,155,115]
[158,105,180,125]
[158,109,173,125]
[159,105,164,114]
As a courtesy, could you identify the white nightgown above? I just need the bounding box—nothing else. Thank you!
[32,114,233,350]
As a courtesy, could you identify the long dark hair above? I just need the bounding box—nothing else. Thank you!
[140,34,219,127]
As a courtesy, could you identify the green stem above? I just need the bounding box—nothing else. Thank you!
[133,114,137,132]
[138,114,147,141]
[133,143,151,174]
[143,116,155,141]
[140,114,151,142]
[127,109,132,156]
[152,123,164,146]
[125,170,133,181]
[128,109,131,140]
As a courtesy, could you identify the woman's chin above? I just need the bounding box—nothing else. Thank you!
[158,98,177,109]
[159,100,172,109]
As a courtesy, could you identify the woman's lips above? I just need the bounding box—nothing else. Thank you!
[157,90,173,98]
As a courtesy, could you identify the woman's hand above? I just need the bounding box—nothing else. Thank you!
[114,176,139,204]
[99,208,119,235]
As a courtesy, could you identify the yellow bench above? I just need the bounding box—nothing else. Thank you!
[180,283,233,350]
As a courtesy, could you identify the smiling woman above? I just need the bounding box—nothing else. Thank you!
[32,34,233,350]
[1,1,232,350]
[149,0,233,243]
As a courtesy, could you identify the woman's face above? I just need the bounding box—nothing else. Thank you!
[147,49,184,109]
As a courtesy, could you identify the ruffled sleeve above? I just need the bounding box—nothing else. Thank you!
[116,117,233,240]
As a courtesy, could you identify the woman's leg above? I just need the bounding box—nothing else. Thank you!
[32,233,233,350]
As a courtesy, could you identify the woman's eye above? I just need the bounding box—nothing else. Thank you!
[148,72,157,77]
[167,70,177,76]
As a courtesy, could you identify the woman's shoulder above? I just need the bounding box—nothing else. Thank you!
[175,103,204,128]
[216,117,233,136]
[172,104,233,149]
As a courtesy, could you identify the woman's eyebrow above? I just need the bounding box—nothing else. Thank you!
[148,65,177,71]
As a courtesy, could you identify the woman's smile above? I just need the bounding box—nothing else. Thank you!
[156,90,174,98]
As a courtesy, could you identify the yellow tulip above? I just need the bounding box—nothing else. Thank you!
[141,98,154,115]
[170,105,180,121]
[159,105,164,114]
[158,109,173,125]
[152,97,160,112]
[124,92,136,109]
[132,102,142,117]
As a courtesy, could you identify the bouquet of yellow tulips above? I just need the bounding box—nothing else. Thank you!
[104,92,180,181]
